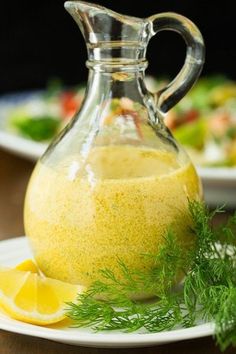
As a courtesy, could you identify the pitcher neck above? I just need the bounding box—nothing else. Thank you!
[86,44,148,65]
[86,58,148,73]
[84,64,149,105]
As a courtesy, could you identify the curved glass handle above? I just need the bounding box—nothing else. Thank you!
[148,13,205,113]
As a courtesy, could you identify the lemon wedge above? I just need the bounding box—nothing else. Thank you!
[15,259,39,273]
[0,267,83,325]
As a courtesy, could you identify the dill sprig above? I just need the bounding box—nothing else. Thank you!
[66,201,236,351]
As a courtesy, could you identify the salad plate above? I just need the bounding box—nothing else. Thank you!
[0,89,236,207]
[0,237,214,348]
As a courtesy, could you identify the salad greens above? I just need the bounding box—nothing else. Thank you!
[167,76,236,166]
[10,113,60,141]
[8,80,85,141]
[67,201,236,351]
[174,118,206,149]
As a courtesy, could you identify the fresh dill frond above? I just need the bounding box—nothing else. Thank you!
[66,201,236,352]
[183,201,236,349]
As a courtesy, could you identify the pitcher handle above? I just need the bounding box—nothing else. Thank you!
[148,13,205,113]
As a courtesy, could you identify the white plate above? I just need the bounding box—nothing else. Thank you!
[0,236,214,348]
[0,91,235,207]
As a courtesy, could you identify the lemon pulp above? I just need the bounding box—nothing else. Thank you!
[15,259,39,273]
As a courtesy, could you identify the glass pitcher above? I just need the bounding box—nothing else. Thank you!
[24,1,205,290]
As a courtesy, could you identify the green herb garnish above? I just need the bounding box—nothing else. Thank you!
[66,201,236,351]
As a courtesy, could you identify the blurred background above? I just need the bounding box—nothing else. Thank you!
[1,0,236,93]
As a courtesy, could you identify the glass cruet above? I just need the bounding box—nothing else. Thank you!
[24,1,205,293]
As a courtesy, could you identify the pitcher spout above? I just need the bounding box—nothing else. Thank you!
[64,1,150,62]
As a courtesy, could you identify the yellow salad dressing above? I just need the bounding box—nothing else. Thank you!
[24,145,201,287]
